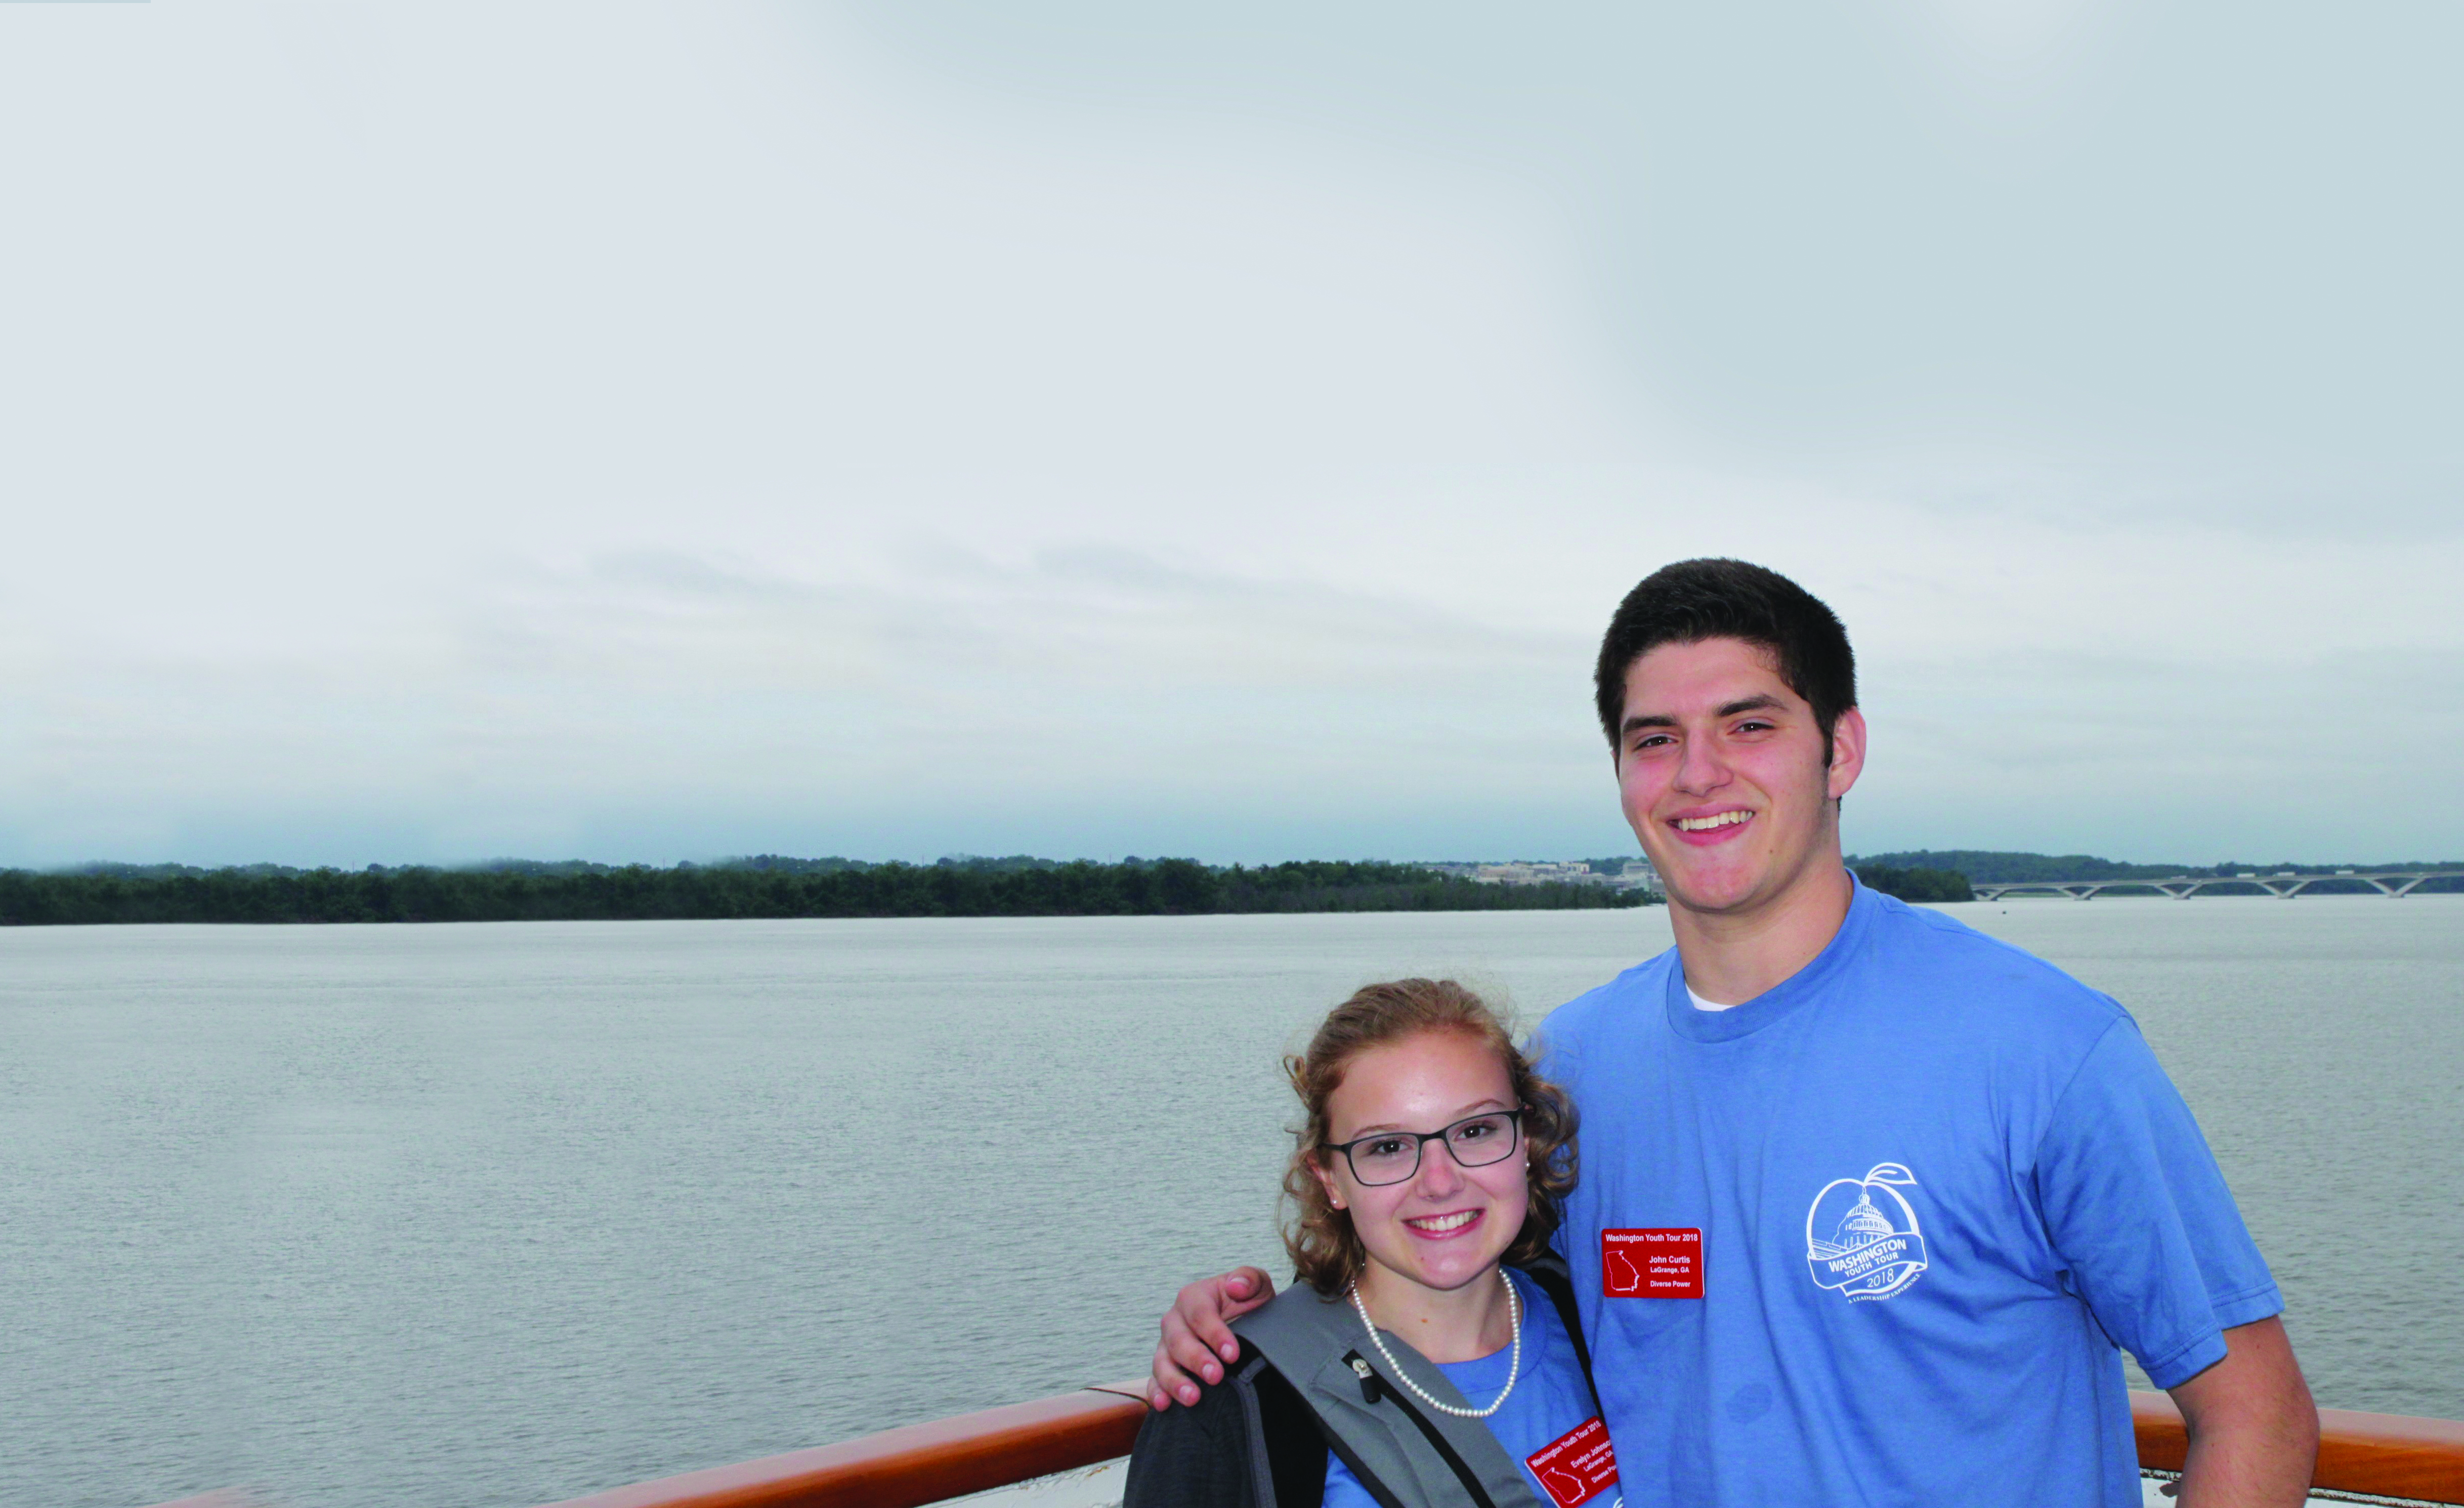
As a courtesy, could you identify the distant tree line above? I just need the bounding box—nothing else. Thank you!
[19,848,2443,926]
[0,855,1652,926]
[1849,865,1974,903]
[1849,850,2464,894]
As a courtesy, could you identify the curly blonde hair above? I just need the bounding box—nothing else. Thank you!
[1280,978,1578,1295]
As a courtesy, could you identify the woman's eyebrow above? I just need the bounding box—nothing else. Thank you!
[1340,1099,1512,1137]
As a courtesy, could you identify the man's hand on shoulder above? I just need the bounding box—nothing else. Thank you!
[1145,1267,1277,1410]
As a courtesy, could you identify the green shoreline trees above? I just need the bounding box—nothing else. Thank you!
[14,849,2449,926]
[1845,864,1974,903]
[0,857,1650,926]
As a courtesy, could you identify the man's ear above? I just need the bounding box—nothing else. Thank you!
[1827,706,1867,803]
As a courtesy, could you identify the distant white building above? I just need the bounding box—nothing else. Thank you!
[1616,863,1664,896]
[1438,859,1661,894]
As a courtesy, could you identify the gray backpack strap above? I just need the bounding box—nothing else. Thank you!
[1235,1288,1549,1508]
[1225,1350,1287,1508]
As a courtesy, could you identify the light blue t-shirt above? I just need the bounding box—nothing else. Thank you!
[1324,1267,1623,1508]
[1536,878,2281,1508]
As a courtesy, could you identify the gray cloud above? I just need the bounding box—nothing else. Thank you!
[1,3,2455,868]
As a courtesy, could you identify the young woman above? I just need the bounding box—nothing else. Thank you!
[1124,979,1621,1508]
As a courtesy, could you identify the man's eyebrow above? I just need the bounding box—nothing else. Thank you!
[1620,695,1784,736]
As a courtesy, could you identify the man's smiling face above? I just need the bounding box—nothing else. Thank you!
[1615,636,1865,918]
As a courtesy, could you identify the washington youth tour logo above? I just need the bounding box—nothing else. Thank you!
[1803,1162,1928,1302]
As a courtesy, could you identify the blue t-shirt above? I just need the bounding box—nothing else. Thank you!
[1536,879,2280,1508]
[1325,1267,1624,1508]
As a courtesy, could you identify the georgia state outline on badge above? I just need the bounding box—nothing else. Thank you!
[1803,1162,1929,1302]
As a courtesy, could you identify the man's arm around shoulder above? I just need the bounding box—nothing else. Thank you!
[1149,1267,1278,1408]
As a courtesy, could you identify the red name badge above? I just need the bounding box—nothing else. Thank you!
[1525,1415,1620,1508]
[1603,1227,1703,1298]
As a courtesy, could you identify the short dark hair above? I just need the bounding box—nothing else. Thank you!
[1593,559,1857,755]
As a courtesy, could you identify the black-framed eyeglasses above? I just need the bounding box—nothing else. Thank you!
[1323,1109,1524,1187]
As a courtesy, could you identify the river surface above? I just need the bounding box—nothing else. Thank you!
[2,898,2457,1508]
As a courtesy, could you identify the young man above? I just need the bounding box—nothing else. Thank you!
[1150,559,2318,1506]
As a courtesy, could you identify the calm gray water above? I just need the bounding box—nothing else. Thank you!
[1,899,2457,1508]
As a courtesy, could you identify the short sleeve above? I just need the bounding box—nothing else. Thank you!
[2032,1017,2283,1390]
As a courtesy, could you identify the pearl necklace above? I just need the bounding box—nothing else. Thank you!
[1346,1268,1522,1419]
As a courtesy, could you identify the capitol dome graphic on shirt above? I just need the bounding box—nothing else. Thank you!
[1803,1162,1929,1302]
[1834,1193,1895,1248]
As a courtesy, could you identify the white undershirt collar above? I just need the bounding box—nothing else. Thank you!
[1685,981,1741,1013]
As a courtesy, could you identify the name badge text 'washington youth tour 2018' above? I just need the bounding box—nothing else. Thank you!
[1602,1228,1702,1298]
[1525,1415,1620,1508]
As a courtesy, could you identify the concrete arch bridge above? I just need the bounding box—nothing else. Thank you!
[1971,871,2446,901]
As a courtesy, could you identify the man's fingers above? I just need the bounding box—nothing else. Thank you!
[1149,1266,1282,1405]
[1186,1307,1241,1368]
[1224,1267,1276,1311]
[1164,1320,1226,1384]
[1177,1266,1276,1363]
[1149,1339,1208,1407]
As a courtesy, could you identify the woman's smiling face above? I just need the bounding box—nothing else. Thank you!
[1313,1029,1529,1298]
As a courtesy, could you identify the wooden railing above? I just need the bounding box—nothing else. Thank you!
[138,1386,2464,1508]
[2134,1392,2464,1504]
[535,1382,1151,1508]
[527,1386,2464,1508]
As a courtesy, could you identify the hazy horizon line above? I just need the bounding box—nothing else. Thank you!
[24,847,2464,877]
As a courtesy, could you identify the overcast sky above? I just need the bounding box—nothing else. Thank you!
[3,2,2457,869]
